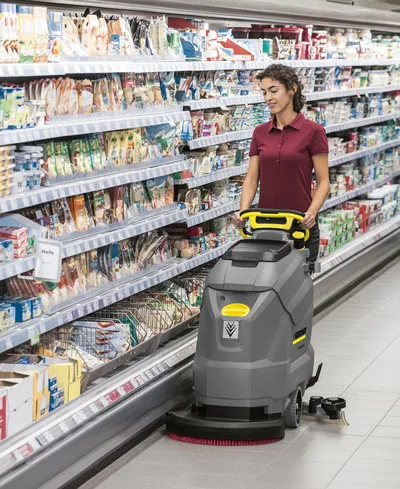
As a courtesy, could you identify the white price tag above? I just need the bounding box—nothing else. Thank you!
[100,396,110,407]
[145,370,154,379]
[5,338,13,350]
[152,365,161,375]
[29,439,41,450]
[39,322,47,334]
[34,239,63,283]
[158,363,166,372]
[136,375,145,385]
[59,421,70,433]
[90,403,100,414]
[117,386,126,397]
[12,450,24,462]
[30,194,40,205]
[43,431,55,444]
[73,411,87,424]
[61,312,73,325]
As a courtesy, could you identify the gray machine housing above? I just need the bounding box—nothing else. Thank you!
[193,229,315,418]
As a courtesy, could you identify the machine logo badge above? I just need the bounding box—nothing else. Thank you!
[223,321,239,339]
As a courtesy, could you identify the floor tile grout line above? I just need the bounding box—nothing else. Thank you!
[314,283,400,391]
[338,329,400,399]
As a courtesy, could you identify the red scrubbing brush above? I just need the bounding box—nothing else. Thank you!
[168,433,280,446]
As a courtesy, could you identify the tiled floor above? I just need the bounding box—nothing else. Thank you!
[92,258,400,489]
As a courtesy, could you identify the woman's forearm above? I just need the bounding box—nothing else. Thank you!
[239,156,260,212]
[309,180,330,215]
[240,180,258,212]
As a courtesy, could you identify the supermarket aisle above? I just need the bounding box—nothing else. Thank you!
[87,258,400,489]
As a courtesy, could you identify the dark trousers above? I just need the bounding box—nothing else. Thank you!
[306,225,320,263]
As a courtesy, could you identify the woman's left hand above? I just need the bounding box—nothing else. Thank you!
[301,210,316,229]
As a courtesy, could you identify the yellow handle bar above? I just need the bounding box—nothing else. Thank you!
[239,209,310,242]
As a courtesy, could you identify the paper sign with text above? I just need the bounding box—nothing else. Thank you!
[34,239,63,282]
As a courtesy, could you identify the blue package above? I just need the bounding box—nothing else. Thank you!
[14,355,32,364]
[48,376,57,389]
[29,297,42,318]
[0,304,15,327]
[12,299,32,322]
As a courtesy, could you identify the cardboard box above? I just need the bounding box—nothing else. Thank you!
[0,358,49,420]
[0,372,33,437]
[35,349,82,402]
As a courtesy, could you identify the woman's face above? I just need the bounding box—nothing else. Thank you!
[260,77,295,115]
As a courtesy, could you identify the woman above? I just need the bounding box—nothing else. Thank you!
[233,64,330,262]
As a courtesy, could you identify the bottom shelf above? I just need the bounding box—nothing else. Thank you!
[1,214,400,485]
[316,214,400,276]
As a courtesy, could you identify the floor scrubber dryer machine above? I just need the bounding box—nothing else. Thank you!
[166,209,346,445]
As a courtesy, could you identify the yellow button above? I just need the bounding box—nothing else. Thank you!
[221,303,250,317]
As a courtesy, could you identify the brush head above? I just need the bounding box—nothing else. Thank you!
[166,408,285,445]
[168,432,281,446]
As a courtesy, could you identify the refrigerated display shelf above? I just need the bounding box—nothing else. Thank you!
[174,163,249,188]
[2,57,400,80]
[0,107,189,146]
[186,195,259,226]
[0,331,198,474]
[186,201,241,226]
[321,169,400,211]
[275,58,400,68]
[306,84,400,102]
[183,94,264,110]
[0,55,186,77]
[328,138,400,168]
[0,239,237,354]
[316,213,400,276]
[0,255,36,282]
[2,209,400,476]
[189,130,400,156]
[60,205,188,258]
[0,156,189,214]
[0,205,188,282]
[324,112,400,134]
[188,129,253,149]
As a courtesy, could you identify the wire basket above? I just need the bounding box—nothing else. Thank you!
[40,264,213,390]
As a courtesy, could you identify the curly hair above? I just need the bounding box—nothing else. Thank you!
[256,64,305,113]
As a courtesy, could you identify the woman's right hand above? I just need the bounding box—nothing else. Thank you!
[232,211,245,229]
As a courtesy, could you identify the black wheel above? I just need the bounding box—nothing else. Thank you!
[284,386,303,429]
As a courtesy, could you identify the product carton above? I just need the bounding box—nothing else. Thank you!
[47,11,63,63]
[0,372,33,437]
[16,6,35,63]
[0,357,49,420]
[35,349,82,402]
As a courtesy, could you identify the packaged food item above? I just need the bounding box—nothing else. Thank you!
[33,7,48,63]
[68,195,90,232]
[47,11,63,62]
[0,226,28,259]
[81,14,99,55]
[17,6,35,63]
[145,176,166,209]
[0,238,13,263]
[0,298,31,322]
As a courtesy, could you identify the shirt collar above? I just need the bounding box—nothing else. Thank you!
[268,112,305,132]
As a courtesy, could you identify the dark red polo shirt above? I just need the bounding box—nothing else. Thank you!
[249,112,329,213]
